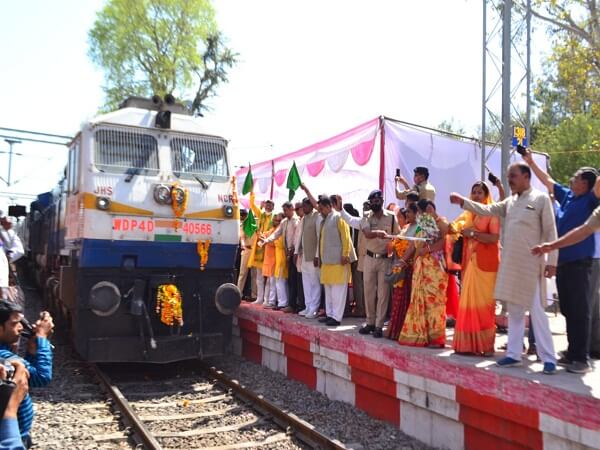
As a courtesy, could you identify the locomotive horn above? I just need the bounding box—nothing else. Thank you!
[151,94,162,105]
[164,93,175,105]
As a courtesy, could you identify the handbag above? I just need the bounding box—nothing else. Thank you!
[384,255,406,284]
[451,236,464,265]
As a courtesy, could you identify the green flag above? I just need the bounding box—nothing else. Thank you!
[242,164,253,195]
[286,161,302,201]
[243,209,258,237]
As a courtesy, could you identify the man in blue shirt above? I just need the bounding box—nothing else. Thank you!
[0,301,53,447]
[524,150,599,373]
[0,359,29,450]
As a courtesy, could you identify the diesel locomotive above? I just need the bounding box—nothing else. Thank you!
[26,96,241,363]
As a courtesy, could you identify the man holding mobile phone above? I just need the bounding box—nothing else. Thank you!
[395,166,436,202]
[522,149,600,373]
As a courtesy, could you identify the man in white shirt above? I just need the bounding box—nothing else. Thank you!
[0,214,24,264]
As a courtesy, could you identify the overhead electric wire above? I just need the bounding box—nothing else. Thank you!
[0,127,73,140]
[0,134,69,146]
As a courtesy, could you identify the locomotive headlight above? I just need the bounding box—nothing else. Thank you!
[214,283,241,315]
[172,186,186,204]
[223,205,234,217]
[96,196,111,211]
[89,281,121,317]
[153,184,172,204]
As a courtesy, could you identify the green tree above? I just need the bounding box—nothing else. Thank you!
[89,0,237,115]
[525,1,600,176]
[437,118,466,136]
[528,0,600,120]
[534,113,600,182]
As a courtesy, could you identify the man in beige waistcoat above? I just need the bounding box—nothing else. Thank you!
[450,162,558,374]
[295,193,322,319]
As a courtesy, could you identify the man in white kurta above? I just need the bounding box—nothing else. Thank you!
[294,198,322,319]
[450,162,559,374]
[0,243,8,300]
[0,215,24,264]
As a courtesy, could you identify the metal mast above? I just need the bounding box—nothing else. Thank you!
[481,0,532,189]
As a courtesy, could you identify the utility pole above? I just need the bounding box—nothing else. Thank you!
[4,139,21,187]
[501,0,512,191]
[481,0,532,191]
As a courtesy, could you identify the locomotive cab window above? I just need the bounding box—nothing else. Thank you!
[67,142,80,194]
[94,128,159,176]
[170,136,229,180]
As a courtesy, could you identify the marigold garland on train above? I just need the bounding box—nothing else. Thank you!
[156,284,184,327]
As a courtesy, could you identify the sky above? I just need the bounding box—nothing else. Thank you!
[0,0,550,210]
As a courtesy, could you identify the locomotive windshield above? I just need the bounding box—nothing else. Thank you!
[94,128,159,175]
[170,136,229,179]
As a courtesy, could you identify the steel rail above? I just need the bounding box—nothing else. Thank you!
[90,364,163,450]
[198,362,347,450]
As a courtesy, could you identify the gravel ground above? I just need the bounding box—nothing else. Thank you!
[208,354,436,450]
[30,343,134,450]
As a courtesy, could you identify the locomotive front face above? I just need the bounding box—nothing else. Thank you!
[61,108,241,363]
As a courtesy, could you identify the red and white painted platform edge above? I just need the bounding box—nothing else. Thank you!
[232,303,600,450]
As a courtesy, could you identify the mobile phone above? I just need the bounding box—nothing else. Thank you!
[487,172,498,184]
[516,144,527,156]
[363,201,371,211]
[395,168,401,177]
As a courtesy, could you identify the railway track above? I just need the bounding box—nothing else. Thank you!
[31,340,346,450]
[91,361,346,450]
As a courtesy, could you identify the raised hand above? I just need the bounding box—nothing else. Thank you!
[449,193,465,206]
[532,243,553,256]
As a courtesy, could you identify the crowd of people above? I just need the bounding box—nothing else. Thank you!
[0,211,54,449]
[237,152,600,376]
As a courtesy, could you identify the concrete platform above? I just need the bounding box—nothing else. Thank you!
[232,303,600,450]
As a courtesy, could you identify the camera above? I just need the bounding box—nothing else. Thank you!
[516,144,527,156]
[20,318,33,339]
[0,359,16,419]
[1,361,15,381]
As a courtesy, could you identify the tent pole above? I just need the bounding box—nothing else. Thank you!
[270,159,275,200]
[379,116,385,191]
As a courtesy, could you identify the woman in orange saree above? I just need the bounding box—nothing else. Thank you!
[451,182,500,355]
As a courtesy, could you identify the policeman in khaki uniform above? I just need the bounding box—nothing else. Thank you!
[339,190,399,338]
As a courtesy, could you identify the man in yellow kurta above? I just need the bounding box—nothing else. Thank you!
[317,196,356,326]
[237,209,257,300]
[261,213,289,309]
[248,191,274,304]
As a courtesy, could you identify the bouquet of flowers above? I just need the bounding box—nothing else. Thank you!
[415,213,440,241]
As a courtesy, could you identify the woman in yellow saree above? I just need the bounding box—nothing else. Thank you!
[398,201,449,348]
